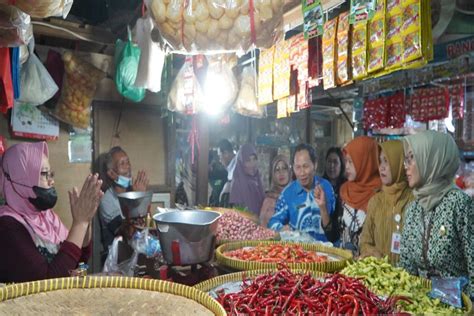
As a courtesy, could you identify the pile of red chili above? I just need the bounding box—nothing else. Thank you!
[223,243,328,263]
[216,269,411,315]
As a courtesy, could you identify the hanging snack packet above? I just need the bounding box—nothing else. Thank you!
[367,0,385,73]
[55,52,105,129]
[349,0,377,24]
[336,12,351,84]
[384,0,403,70]
[322,17,338,89]
[401,0,422,63]
[258,46,275,105]
[351,21,367,80]
[273,40,291,100]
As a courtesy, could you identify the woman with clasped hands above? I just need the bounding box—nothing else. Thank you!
[0,142,103,283]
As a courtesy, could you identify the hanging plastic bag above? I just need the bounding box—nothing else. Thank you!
[168,56,204,114]
[0,0,73,18]
[18,39,58,106]
[134,15,165,93]
[0,4,33,47]
[103,236,139,277]
[115,28,146,102]
[55,51,105,129]
[145,0,284,53]
[233,66,265,118]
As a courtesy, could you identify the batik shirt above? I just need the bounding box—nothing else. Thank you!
[268,176,335,242]
[399,190,474,298]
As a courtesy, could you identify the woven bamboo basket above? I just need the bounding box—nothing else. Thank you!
[0,276,226,315]
[216,240,353,272]
[195,270,472,315]
[194,269,327,293]
[216,232,281,246]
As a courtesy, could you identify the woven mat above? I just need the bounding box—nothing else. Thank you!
[0,288,213,316]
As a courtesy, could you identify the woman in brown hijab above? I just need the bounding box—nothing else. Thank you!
[360,140,414,264]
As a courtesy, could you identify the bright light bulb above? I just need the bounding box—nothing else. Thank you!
[203,71,231,116]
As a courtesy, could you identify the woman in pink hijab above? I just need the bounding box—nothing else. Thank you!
[229,144,265,215]
[0,142,103,282]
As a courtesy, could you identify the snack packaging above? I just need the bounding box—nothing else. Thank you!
[233,66,264,118]
[302,0,323,39]
[322,17,338,89]
[273,40,291,100]
[258,46,275,105]
[0,0,73,18]
[366,0,385,74]
[351,21,367,80]
[336,12,351,84]
[146,0,284,53]
[55,52,105,129]
[349,0,377,23]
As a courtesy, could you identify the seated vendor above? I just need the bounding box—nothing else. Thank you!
[98,147,149,254]
[0,142,103,283]
[268,144,335,242]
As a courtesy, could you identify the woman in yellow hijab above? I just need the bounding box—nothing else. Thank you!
[360,140,414,264]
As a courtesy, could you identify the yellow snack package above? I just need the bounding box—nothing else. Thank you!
[386,14,402,41]
[351,21,367,80]
[385,39,403,69]
[323,17,338,89]
[336,11,351,84]
[401,0,422,63]
[368,44,384,73]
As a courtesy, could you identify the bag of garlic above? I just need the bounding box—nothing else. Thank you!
[146,0,284,53]
[233,66,265,118]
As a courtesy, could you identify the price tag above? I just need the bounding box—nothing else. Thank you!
[391,232,401,254]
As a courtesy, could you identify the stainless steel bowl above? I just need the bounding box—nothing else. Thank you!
[117,191,153,218]
[153,210,221,265]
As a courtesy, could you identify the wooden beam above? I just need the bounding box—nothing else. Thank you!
[32,18,116,45]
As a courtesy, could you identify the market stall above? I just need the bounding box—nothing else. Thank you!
[0,0,473,313]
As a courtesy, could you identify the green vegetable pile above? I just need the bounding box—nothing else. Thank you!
[341,257,465,314]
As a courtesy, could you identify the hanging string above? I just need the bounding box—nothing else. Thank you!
[187,116,200,165]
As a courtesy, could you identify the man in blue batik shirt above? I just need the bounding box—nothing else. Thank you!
[268,144,335,242]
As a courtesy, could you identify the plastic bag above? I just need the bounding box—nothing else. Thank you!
[115,30,146,102]
[55,52,105,129]
[18,40,58,106]
[0,4,32,47]
[233,66,264,118]
[44,49,64,101]
[168,57,205,114]
[146,0,284,53]
[0,0,73,18]
[130,228,161,258]
[429,277,468,308]
[134,15,165,93]
[103,236,139,277]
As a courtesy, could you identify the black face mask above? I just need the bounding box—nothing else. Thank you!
[29,186,58,211]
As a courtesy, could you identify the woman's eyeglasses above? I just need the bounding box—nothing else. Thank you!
[40,170,55,181]
[403,153,415,167]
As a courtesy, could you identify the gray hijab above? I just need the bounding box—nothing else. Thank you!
[403,130,460,211]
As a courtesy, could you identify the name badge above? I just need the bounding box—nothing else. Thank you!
[391,232,401,254]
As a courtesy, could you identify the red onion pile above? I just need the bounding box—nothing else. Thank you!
[216,211,277,242]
